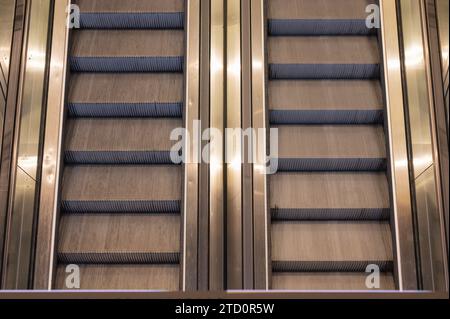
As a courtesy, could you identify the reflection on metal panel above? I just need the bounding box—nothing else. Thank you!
[0,0,16,165]
[399,0,448,291]
[251,0,269,290]
[182,0,200,291]
[226,0,242,289]
[0,0,15,88]
[210,0,225,290]
[3,0,51,289]
[380,0,417,290]
[33,0,70,290]
[415,166,446,291]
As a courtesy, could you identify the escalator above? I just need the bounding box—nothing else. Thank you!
[54,0,185,290]
[267,0,395,290]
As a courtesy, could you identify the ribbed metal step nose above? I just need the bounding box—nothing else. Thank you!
[79,13,184,29]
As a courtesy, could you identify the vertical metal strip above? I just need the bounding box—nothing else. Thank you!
[250,0,270,290]
[210,0,225,291]
[182,0,200,292]
[197,0,211,292]
[421,0,449,288]
[241,0,255,290]
[0,0,28,287]
[380,0,418,290]
[226,0,243,290]
[33,0,70,290]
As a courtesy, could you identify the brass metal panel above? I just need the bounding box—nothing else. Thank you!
[379,0,417,290]
[58,214,180,253]
[268,0,374,20]
[251,0,270,290]
[272,221,393,261]
[182,0,201,291]
[197,0,211,291]
[70,30,184,57]
[34,0,71,289]
[272,273,395,291]
[0,0,15,89]
[276,125,386,159]
[55,265,180,291]
[269,80,383,111]
[0,0,28,287]
[210,0,225,290]
[65,118,181,151]
[74,0,184,13]
[69,74,183,104]
[226,0,243,289]
[62,166,181,201]
[270,172,390,209]
[268,36,379,64]
[415,166,447,291]
[241,0,254,290]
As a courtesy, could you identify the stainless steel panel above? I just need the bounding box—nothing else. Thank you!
[251,0,270,290]
[380,0,417,290]
[3,0,51,289]
[226,0,242,290]
[34,0,71,290]
[182,0,200,291]
[209,0,225,291]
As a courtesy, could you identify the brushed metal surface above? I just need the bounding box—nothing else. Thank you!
[226,0,243,290]
[209,0,225,290]
[182,0,201,291]
[33,0,71,289]
[251,0,270,290]
[380,0,417,290]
